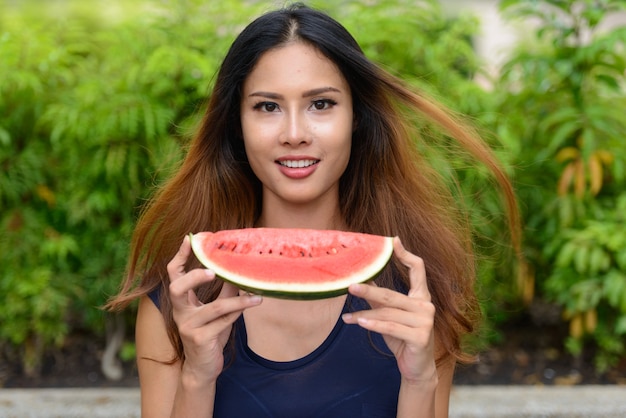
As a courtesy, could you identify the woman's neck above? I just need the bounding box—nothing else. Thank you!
[243,294,347,361]
[256,197,347,231]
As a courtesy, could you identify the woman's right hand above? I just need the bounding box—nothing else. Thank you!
[167,235,263,386]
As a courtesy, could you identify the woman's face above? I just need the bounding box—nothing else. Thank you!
[240,42,353,209]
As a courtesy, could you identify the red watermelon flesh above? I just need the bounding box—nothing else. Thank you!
[190,228,394,299]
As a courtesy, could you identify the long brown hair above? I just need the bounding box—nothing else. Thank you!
[107,3,520,366]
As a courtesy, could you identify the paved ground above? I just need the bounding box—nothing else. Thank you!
[449,385,626,418]
[0,385,625,417]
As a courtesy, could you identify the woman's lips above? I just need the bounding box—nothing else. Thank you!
[276,158,320,179]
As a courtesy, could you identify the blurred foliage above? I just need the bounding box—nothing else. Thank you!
[0,0,269,375]
[1,0,625,377]
[496,0,626,371]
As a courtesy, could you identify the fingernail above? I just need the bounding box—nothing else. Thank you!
[350,284,362,293]
[342,313,352,321]
[249,295,262,304]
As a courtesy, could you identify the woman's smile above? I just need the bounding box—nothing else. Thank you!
[276,156,321,179]
[277,159,319,169]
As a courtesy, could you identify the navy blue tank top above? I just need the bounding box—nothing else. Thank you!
[148,291,401,417]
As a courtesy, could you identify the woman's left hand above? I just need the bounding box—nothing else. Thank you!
[343,236,437,384]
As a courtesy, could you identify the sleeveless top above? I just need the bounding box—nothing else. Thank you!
[148,290,401,418]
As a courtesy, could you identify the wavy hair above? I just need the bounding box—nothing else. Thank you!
[107,3,520,366]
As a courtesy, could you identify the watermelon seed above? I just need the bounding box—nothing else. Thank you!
[269,249,273,254]
[300,251,305,257]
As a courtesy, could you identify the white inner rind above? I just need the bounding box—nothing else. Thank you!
[190,233,394,294]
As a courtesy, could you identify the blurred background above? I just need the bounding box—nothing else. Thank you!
[1,0,625,387]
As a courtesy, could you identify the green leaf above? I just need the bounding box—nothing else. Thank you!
[0,126,10,145]
[604,271,626,308]
[615,316,626,335]
[556,241,578,267]
[574,243,590,275]
[588,247,609,275]
[595,74,620,91]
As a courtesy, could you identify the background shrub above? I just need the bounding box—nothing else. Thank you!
[1,0,624,377]
[495,0,626,370]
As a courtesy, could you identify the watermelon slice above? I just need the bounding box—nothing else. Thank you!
[189,228,394,300]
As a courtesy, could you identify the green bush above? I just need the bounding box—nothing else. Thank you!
[0,0,259,374]
[1,0,505,376]
[496,0,626,371]
[4,0,624,377]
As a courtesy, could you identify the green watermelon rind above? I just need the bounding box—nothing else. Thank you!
[213,277,380,300]
[189,230,394,300]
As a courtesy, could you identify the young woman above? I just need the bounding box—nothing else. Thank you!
[108,4,519,417]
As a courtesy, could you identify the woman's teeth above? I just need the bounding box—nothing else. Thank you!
[279,160,318,168]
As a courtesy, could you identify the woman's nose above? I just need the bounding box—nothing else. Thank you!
[281,112,310,146]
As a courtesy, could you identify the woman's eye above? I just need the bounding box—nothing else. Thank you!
[311,99,336,110]
[254,102,278,112]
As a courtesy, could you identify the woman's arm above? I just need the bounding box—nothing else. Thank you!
[396,355,455,418]
[434,357,456,417]
[135,296,184,418]
[136,294,222,418]
[136,237,263,418]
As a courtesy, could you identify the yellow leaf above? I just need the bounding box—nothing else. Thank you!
[562,309,573,321]
[584,309,597,334]
[595,149,614,165]
[557,162,575,196]
[574,159,585,198]
[36,184,56,207]
[555,146,580,163]
[588,154,603,196]
[570,314,583,339]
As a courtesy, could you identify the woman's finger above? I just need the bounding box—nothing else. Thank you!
[166,235,193,281]
[345,285,435,332]
[344,302,433,327]
[352,315,433,347]
[181,292,262,331]
[348,282,414,311]
[393,237,430,301]
[169,268,215,309]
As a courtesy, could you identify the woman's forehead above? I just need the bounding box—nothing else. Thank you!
[243,42,349,95]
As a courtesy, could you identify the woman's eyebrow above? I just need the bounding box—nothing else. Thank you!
[302,86,341,97]
[248,87,341,100]
[248,91,283,99]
